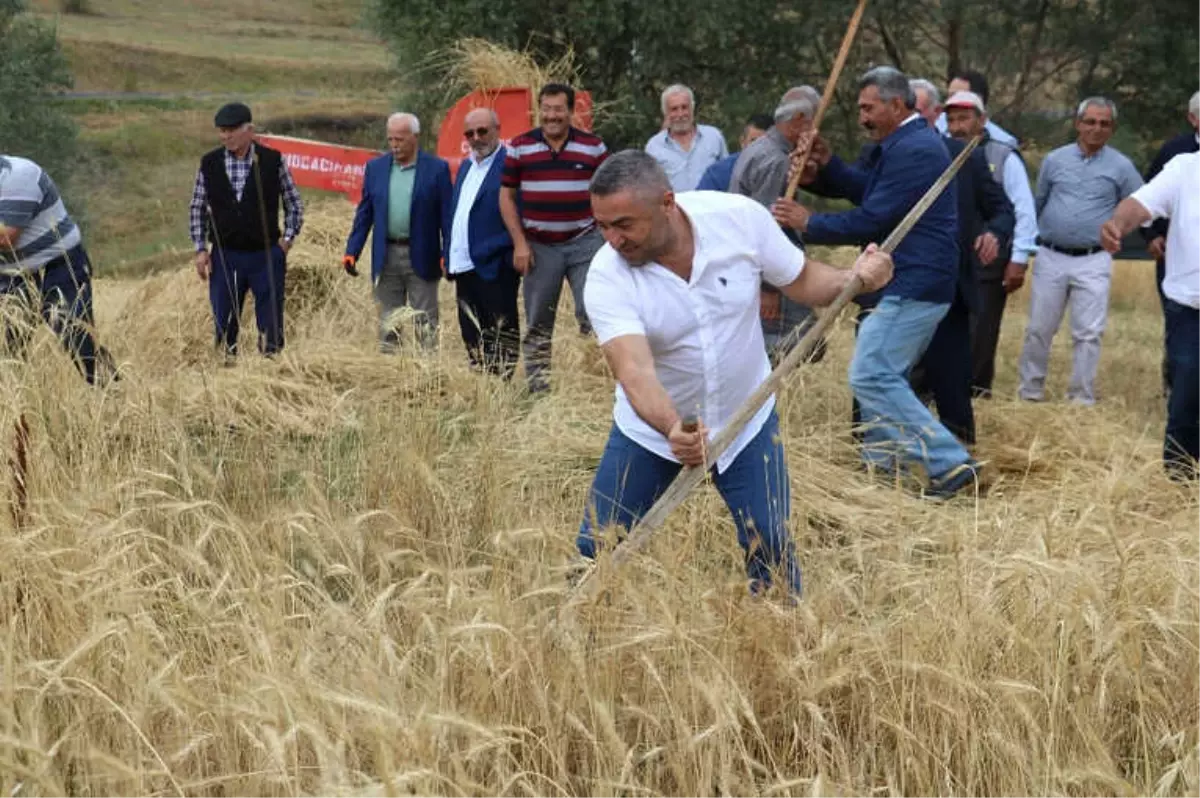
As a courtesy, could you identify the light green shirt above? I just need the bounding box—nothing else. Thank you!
[387,161,416,239]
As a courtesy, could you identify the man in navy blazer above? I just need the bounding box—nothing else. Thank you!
[1141,90,1199,394]
[771,66,978,499]
[445,108,520,378]
[343,112,452,351]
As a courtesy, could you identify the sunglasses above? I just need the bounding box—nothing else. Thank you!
[463,127,492,139]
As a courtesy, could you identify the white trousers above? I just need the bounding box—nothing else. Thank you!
[1017,247,1112,404]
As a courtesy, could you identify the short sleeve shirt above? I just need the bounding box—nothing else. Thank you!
[1131,151,1199,308]
[0,156,81,273]
[584,191,805,472]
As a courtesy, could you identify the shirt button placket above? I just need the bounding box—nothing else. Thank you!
[691,286,719,431]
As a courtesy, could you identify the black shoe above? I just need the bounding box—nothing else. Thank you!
[924,460,981,501]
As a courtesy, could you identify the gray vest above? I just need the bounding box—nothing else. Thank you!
[982,137,1023,266]
[983,138,1021,185]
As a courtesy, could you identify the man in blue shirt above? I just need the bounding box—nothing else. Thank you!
[696,114,773,192]
[771,66,978,499]
[1017,97,1142,405]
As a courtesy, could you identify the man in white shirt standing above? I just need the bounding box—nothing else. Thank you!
[579,150,894,597]
[644,84,729,192]
[1101,151,1199,479]
[446,108,520,378]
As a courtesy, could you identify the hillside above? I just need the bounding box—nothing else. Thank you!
[32,0,397,272]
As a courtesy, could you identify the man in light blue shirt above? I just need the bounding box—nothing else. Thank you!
[942,90,1038,396]
[934,69,1019,148]
[1017,97,1143,405]
[644,83,728,192]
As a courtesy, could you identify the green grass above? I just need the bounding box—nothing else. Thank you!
[28,0,402,273]
[73,96,391,274]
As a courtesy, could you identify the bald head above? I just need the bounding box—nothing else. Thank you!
[463,107,501,158]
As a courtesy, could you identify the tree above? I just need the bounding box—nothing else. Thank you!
[371,0,1197,164]
[372,0,858,151]
[0,0,79,192]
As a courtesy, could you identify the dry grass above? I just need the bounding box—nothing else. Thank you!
[0,202,1196,796]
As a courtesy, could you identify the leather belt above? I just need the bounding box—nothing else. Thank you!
[1037,238,1103,257]
[387,237,410,246]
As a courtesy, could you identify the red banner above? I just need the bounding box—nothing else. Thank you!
[256,134,379,201]
[256,88,595,201]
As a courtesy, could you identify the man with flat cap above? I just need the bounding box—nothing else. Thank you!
[188,102,305,358]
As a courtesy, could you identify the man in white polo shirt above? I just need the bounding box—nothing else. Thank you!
[1101,151,1198,479]
[578,150,893,596]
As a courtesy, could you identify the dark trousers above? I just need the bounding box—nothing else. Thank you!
[454,268,520,379]
[1164,298,1198,478]
[1156,259,1172,393]
[913,298,976,445]
[970,278,1007,397]
[210,245,286,355]
[1,246,105,384]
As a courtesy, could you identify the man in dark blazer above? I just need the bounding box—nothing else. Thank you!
[910,82,1015,446]
[343,112,452,351]
[445,108,519,379]
[1141,90,1199,393]
[772,66,978,499]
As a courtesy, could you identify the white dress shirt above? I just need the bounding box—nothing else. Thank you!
[1131,151,1199,309]
[584,191,805,473]
[448,147,501,275]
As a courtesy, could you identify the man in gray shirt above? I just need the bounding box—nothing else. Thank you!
[644,84,728,192]
[730,85,822,363]
[1017,97,1142,405]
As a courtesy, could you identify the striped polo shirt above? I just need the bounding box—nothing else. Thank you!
[501,127,608,244]
[0,155,82,273]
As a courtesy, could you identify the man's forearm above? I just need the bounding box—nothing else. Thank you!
[778,258,854,308]
[498,189,527,247]
[620,367,681,437]
[1109,197,1152,238]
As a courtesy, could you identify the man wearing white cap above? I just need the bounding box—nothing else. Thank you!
[943,89,1038,397]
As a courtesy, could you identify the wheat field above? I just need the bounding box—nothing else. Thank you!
[0,202,1195,796]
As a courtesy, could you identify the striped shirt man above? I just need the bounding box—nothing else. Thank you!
[500,127,608,244]
[0,155,82,273]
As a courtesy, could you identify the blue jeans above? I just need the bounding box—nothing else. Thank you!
[210,245,287,355]
[578,410,801,595]
[850,295,972,478]
[1164,298,1198,476]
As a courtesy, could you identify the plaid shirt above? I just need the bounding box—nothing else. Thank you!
[188,144,304,252]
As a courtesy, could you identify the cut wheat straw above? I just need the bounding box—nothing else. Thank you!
[426,37,597,130]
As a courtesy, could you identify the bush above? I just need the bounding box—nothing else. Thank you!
[0,0,81,197]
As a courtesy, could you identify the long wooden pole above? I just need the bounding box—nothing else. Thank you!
[570,135,983,601]
[783,0,869,200]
